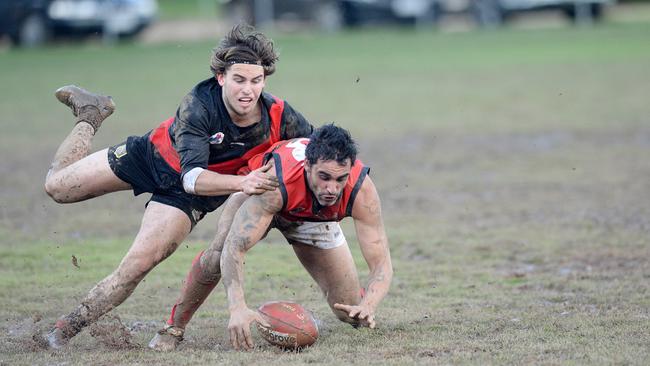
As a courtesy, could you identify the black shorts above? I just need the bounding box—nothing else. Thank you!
[107,133,228,227]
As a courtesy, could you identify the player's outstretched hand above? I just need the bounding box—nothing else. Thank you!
[241,160,279,195]
[333,302,376,329]
[227,306,270,350]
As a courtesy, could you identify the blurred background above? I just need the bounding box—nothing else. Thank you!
[2,0,650,47]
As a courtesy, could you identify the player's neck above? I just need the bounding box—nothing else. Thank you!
[229,102,262,128]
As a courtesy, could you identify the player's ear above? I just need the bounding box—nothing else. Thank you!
[216,73,225,86]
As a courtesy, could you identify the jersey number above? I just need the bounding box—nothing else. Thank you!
[287,139,308,162]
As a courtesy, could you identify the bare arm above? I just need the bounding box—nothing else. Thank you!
[335,176,393,328]
[174,96,278,197]
[192,161,279,196]
[220,188,283,349]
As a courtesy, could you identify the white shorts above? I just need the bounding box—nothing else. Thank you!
[271,216,346,250]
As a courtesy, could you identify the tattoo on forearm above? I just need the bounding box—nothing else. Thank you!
[222,194,279,309]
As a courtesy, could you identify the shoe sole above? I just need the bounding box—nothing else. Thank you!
[55,85,116,117]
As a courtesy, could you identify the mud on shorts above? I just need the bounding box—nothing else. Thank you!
[107,133,228,227]
[271,215,346,250]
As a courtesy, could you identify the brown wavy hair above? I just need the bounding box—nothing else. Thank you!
[210,24,278,77]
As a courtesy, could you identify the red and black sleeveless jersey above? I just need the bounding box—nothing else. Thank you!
[249,138,370,222]
[149,78,313,178]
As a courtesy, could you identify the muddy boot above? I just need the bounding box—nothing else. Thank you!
[55,85,116,133]
[44,328,69,349]
[148,325,184,352]
[44,319,78,349]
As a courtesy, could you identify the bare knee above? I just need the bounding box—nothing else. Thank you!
[44,175,73,203]
[200,248,222,280]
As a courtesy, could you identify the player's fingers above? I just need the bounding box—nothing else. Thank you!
[333,303,351,311]
[254,174,278,187]
[362,309,374,321]
[259,182,277,191]
[237,328,249,350]
[258,161,274,172]
[368,315,376,329]
[246,187,264,196]
[348,308,362,319]
[243,327,254,350]
[229,328,239,350]
[251,177,276,189]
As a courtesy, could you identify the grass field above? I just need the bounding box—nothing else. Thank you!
[1,19,649,365]
[157,0,221,20]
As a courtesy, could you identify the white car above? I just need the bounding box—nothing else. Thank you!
[48,0,158,37]
[0,0,157,47]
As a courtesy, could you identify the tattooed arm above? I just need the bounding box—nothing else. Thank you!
[334,176,393,328]
[220,188,283,350]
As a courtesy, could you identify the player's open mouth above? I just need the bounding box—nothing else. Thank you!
[239,97,253,107]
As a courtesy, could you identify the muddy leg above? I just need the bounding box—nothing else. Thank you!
[48,85,116,176]
[292,241,363,326]
[48,123,96,176]
[46,202,192,349]
[149,193,249,351]
[45,86,128,202]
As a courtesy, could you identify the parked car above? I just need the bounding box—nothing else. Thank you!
[338,0,615,28]
[222,0,346,31]
[0,0,158,47]
[221,0,615,30]
[469,0,615,27]
[0,0,51,46]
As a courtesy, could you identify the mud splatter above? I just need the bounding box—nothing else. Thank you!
[88,315,139,349]
[4,314,50,352]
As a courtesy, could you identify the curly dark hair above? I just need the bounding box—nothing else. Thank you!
[210,24,278,77]
[305,124,357,166]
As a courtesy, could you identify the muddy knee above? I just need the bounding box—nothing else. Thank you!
[199,248,222,282]
[44,176,73,203]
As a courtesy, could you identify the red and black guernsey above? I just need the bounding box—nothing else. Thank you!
[249,138,370,222]
[149,77,313,178]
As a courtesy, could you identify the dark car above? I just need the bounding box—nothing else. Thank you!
[221,0,615,30]
[222,0,346,31]
[338,0,615,28]
[0,0,157,47]
[0,0,52,46]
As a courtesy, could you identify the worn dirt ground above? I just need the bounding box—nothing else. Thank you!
[0,15,649,365]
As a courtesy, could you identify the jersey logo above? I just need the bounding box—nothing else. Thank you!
[114,144,127,158]
[209,132,225,145]
[286,138,308,162]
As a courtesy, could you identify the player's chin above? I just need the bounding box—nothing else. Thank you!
[236,106,250,115]
[318,196,338,206]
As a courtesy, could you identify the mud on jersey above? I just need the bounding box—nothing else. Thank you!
[149,78,313,178]
[249,138,370,222]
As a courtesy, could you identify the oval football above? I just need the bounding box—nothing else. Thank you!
[257,301,318,349]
